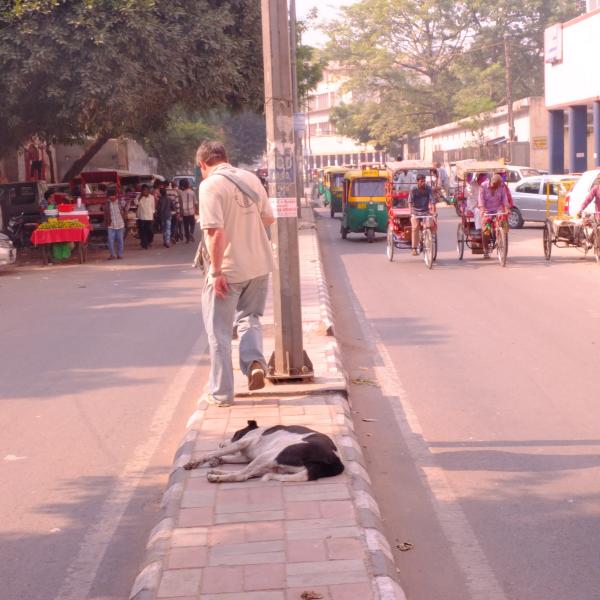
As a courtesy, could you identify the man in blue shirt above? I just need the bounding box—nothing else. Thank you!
[409,174,436,255]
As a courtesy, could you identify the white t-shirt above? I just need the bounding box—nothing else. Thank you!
[137,194,155,221]
[199,163,274,283]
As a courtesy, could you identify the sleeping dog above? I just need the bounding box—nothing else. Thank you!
[184,421,344,483]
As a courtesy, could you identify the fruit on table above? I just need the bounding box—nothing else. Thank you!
[37,219,85,230]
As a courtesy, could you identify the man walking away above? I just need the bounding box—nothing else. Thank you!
[157,184,173,248]
[137,184,155,249]
[180,179,197,243]
[105,191,127,259]
[196,140,275,407]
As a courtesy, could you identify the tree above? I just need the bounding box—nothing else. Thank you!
[325,0,584,149]
[0,0,263,178]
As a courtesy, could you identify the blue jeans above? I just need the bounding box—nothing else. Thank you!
[162,216,171,245]
[107,227,124,258]
[201,274,269,404]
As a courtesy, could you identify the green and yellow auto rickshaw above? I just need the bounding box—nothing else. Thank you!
[323,167,348,218]
[340,167,389,243]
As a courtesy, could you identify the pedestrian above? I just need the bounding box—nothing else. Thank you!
[157,184,173,248]
[434,161,450,194]
[180,178,197,243]
[196,140,275,407]
[137,184,155,249]
[167,180,182,243]
[105,191,127,259]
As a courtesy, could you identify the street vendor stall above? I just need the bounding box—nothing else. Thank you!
[31,219,90,265]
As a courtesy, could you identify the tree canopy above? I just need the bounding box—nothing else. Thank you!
[0,0,263,161]
[326,0,585,149]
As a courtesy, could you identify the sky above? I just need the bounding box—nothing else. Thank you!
[295,0,356,47]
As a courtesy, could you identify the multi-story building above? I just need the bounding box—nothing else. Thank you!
[545,6,600,173]
[304,67,387,170]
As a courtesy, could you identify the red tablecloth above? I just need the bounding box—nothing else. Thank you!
[31,227,90,246]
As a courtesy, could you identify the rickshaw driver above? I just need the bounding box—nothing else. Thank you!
[478,173,510,258]
[409,173,437,255]
[577,177,600,217]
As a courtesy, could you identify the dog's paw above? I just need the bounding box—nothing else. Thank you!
[184,460,201,470]
[218,441,228,448]
[207,471,220,483]
[208,457,222,467]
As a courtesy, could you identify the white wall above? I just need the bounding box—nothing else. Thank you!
[545,11,600,108]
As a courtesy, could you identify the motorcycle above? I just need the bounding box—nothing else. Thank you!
[7,213,37,248]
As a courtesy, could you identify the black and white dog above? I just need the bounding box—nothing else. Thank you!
[184,421,344,483]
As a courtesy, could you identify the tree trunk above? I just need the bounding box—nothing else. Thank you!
[61,135,110,182]
[45,142,56,183]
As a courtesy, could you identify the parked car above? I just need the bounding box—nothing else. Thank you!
[505,165,544,190]
[0,181,47,232]
[0,232,16,270]
[173,175,196,189]
[567,168,600,217]
[508,174,580,228]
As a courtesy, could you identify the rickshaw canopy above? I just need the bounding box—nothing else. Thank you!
[455,160,507,180]
[386,160,436,174]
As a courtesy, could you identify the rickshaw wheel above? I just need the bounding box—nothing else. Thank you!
[423,229,433,269]
[341,224,348,239]
[457,223,465,260]
[543,220,553,261]
[366,227,375,243]
[432,233,438,262]
[497,226,508,267]
[594,224,600,264]
[386,228,394,261]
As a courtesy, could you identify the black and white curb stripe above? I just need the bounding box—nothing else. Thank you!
[330,394,407,600]
[129,426,201,600]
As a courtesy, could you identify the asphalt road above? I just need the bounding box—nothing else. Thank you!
[317,206,600,600]
[0,240,207,600]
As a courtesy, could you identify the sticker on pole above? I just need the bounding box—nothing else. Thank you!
[270,197,297,218]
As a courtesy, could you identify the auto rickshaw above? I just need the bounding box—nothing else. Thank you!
[323,167,348,217]
[340,167,388,242]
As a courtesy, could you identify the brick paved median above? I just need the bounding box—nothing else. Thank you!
[129,208,406,600]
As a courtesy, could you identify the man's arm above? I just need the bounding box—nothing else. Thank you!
[205,227,228,298]
[579,187,595,214]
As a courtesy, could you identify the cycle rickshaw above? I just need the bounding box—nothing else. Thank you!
[454,161,509,267]
[542,178,600,262]
[385,162,438,269]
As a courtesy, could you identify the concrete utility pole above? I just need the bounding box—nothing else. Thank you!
[261,0,312,381]
[504,33,516,146]
[289,0,305,212]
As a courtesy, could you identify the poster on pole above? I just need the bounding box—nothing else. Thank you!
[270,197,298,218]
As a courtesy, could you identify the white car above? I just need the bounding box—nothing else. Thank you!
[0,233,16,270]
[505,165,544,191]
[567,168,600,217]
[509,174,580,228]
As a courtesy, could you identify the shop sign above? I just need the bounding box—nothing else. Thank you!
[544,24,563,64]
[533,136,548,150]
